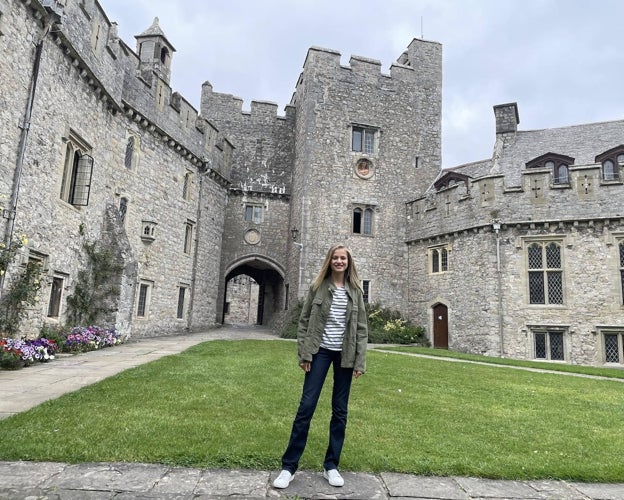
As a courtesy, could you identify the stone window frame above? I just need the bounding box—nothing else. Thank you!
[528,325,568,362]
[362,279,371,303]
[599,327,624,364]
[182,170,193,201]
[135,280,153,319]
[244,204,263,224]
[176,283,190,319]
[60,130,93,207]
[351,124,379,156]
[183,220,195,255]
[595,145,624,183]
[523,237,566,306]
[47,273,68,319]
[428,243,451,275]
[352,204,375,236]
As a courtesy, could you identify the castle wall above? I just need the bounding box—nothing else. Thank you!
[0,0,226,338]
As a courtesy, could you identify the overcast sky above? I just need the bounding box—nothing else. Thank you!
[99,0,624,168]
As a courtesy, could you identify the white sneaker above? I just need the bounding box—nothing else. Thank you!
[273,469,294,489]
[323,468,344,487]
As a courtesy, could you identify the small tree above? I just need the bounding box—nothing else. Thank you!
[66,241,124,327]
[0,236,43,337]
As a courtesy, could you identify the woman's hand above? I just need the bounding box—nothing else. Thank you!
[353,370,363,379]
[300,361,311,372]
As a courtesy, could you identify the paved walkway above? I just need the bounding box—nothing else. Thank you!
[1,325,622,499]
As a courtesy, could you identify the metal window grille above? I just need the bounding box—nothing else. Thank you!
[529,271,545,303]
[549,331,564,360]
[70,154,93,206]
[528,242,563,305]
[605,334,620,363]
[547,271,563,304]
[535,332,546,358]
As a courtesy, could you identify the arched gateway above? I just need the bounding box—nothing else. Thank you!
[222,255,285,327]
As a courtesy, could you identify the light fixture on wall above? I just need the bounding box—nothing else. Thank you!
[291,227,299,242]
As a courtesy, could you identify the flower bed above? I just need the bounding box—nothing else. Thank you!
[0,326,123,370]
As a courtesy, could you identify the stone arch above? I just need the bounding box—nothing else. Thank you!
[222,254,286,327]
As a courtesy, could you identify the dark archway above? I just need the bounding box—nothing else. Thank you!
[222,256,285,327]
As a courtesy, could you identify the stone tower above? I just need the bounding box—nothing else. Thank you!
[288,39,442,309]
[135,17,175,85]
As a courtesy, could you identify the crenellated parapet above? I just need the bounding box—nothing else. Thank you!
[407,165,624,242]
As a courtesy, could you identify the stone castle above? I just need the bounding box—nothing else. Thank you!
[2,0,624,367]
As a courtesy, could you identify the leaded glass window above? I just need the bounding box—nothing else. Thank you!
[528,242,563,304]
[534,330,565,361]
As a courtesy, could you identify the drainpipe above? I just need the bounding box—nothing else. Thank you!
[492,220,504,356]
[1,12,58,296]
[187,168,206,331]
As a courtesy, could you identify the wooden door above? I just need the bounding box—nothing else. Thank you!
[433,303,448,349]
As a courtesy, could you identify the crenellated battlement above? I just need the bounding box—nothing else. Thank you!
[298,38,441,86]
[407,165,624,242]
[200,81,294,127]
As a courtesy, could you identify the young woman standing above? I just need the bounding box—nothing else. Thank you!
[273,244,368,489]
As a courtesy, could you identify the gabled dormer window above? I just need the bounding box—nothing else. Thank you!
[595,145,624,182]
[526,153,574,185]
[433,171,471,192]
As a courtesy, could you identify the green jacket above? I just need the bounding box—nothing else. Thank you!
[297,278,368,373]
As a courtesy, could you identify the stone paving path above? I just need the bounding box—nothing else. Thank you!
[1,325,623,499]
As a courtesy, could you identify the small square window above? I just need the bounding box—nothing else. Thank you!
[352,126,376,155]
[245,205,263,224]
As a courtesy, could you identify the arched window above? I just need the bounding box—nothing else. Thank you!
[603,160,617,181]
[526,153,574,185]
[554,163,569,184]
[429,246,450,274]
[595,145,624,181]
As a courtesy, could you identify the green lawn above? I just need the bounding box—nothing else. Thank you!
[0,340,623,482]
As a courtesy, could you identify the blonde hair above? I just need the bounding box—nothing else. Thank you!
[310,244,363,292]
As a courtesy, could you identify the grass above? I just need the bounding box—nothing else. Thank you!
[375,345,624,379]
[1,340,623,482]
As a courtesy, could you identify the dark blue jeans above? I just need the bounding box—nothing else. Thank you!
[281,347,354,473]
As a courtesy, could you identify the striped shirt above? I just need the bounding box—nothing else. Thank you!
[320,286,347,351]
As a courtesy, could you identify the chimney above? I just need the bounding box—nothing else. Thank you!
[493,102,519,134]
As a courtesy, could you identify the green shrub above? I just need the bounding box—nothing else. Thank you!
[366,303,428,345]
[281,299,303,339]
[280,300,428,346]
